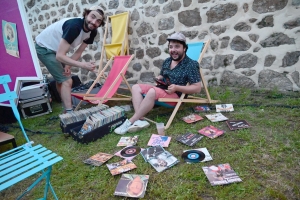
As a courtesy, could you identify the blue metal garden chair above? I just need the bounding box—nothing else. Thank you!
[0,75,63,199]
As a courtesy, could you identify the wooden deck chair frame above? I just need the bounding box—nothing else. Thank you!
[99,12,130,72]
[0,75,63,200]
[73,55,134,111]
[145,40,219,129]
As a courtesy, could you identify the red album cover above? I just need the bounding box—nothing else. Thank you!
[198,125,225,139]
[182,114,204,124]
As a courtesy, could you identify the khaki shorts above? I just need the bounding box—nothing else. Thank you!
[138,84,178,106]
[35,43,70,83]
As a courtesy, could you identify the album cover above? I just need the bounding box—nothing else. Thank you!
[182,114,204,124]
[198,125,225,139]
[176,132,203,146]
[216,104,234,112]
[148,151,179,172]
[183,147,213,163]
[193,105,210,112]
[226,120,251,130]
[205,113,228,122]
[140,145,166,162]
[114,174,149,198]
[83,152,114,166]
[117,135,139,146]
[106,159,137,176]
[115,146,143,161]
[147,134,171,147]
[202,163,242,186]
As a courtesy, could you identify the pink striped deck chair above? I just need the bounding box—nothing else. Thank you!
[72,55,134,110]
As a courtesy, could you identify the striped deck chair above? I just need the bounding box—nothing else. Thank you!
[0,75,63,199]
[72,55,134,111]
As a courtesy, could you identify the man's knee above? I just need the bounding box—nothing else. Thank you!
[62,78,72,88]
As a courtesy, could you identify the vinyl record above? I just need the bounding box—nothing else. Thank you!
[120,146,141,157]
[181,150,205,163]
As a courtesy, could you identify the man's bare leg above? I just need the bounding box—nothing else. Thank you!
[60,78,73,110]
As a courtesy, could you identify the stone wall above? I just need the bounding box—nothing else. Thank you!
[25,0,300,91]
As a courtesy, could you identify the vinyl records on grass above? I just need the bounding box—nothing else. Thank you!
[181,150,205,163]
[120,146,141,157]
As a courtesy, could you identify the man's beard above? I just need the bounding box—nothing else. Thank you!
[170,53,184,61]
[84,20,94,32]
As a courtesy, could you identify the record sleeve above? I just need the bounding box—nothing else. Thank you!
[205,113,228,122]
[115,146,144,161]
[140,145,165,162]
[198,125,225,139]
[117,135,139,146]
[83,152,114,166]
[176,133,203,146]
[147,134,171,147]
[148,151,179,172]
[182,114,204,124]
[216,104,234,112]
[226,120,251,130]
[106,159,137,176]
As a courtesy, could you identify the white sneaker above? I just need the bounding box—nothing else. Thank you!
[127,120,150,133]
[114,119,132,135]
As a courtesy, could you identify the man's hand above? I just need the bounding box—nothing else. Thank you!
[81,62,96,71]
[165,84,177,94]
[63,65,71,77]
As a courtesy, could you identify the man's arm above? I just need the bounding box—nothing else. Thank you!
[166,82,201,95]
[56,39,95,71]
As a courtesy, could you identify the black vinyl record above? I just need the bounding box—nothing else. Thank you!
[120,146,141,157]
[181,150,205,163]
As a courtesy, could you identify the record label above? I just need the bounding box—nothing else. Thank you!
[120,146,141,157]
[182,150,205,163]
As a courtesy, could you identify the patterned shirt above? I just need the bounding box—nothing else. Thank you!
[160,55,201,96]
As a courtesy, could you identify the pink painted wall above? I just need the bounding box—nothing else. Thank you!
[0,0,38,93]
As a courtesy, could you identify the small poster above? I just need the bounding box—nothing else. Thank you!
[2,20,19,57]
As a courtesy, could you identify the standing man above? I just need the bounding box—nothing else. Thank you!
[114,32,202,134]
[35,6,105,113]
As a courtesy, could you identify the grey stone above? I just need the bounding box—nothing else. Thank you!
[158,17,174,30]
[60,0,69,6]
[257,15,274,28]
[200,56,212,70]
[198,0,210,3]
[260,33,295,47]
[230,36,252,51]
[40,24,46,29]
[29,19,34,25]
[125,71,134,79]
[220,36,230,48]
[88,0,98,3]
[234,53,258,69]
[38,15,44,22]
[136,49,144,59]
[208,77,218,87]
[258,69,293,91]
[163,1,181,14]
[41,4,50,10]
[253,0,288,14]
[158,33,168,45]
[281,51,300,67]
[140,72,155,82]
[234,22,251,32]
[153,59,164,68]
[67,3,74,12]
[264,55,276,67]
[291,71,300,87]
[81,75,87,83]
[241,70,256,76]
[132,38,139,45]
[145,6,160,17]
[109,0,119,9]
[253,47,261,52]
[136,22,154,37]
[198,31,208,40]
[249,18,257,23]
[141,37,147,44]
[59,8,66,16]
[131,9,139,21]
[210,40,218,52]
[182,31,198,40]
[214,54,234,69]
[139,0,148,4]
[158,0,168,3]
[184,0,192,7]
[143,60,150,70]
[81,0,88,4]
[94,52,101,61]
[209,25,226,36]
[206,3,238,23]
[50,11,56,17]
[283,18,300,29]
[243,3,249,12]
[124,0,136,8]
[82,54,93,62]
[32,24,38,32]
[132,63,142,71]
[146,47,161,58]
[34,8,40,14]
[292,0,300,6]
[76,3,81,13]
[248,34,259,42]
[128,27,133,35]
[221,71,256,88]
[27,0,35,9]
[71,67,79,73]
[178,9,201,27]
[45,13,50,20]
[152,34,157,38]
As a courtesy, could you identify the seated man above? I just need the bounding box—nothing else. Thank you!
[115,32,202,134]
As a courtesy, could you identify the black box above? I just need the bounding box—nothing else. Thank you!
[18,93,52,119]
[69,116,126,144]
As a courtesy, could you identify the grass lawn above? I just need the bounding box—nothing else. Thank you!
[0,87,300,200]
